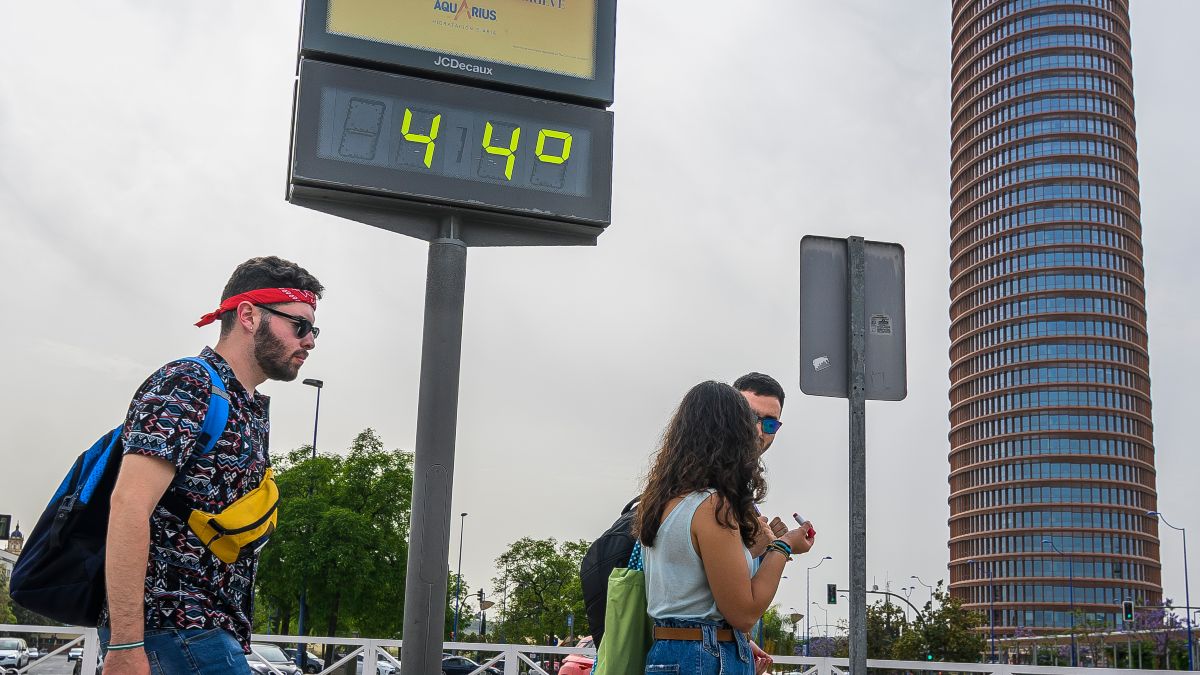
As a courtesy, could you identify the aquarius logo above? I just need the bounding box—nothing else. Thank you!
[432,0,497,21]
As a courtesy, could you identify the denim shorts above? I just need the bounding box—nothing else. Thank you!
[645,618,752,675]
[100,627,251,675]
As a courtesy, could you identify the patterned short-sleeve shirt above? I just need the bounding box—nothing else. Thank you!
[100,347,271,651]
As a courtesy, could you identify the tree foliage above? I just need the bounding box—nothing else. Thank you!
[490,537,589,644]
[256,429,413,638]
[890,581,985,662]
[759,605,798,656]
[0,568,17,624]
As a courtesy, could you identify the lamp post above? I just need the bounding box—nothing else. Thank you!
[805,555,832,656]
[295,378,323,671]
[968,559,996,663]
[911,575,934,605]
[812,602,830,638]
[1042,538,1077,667]
[789,611,803,653]
[901,586,914,623]
[1149,511,1193,671]
[453,512,468,640]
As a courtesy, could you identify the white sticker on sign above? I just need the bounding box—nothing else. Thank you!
[812,356,831,372]
[870,314,892,335]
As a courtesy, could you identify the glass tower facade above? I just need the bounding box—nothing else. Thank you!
[948,0,1162,634]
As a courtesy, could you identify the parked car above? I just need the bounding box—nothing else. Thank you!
[558,636,594,675]
[26,648,41,660]
[283,648,326,673]
[441,654,501,675]
[68,647,84,661]
[0,639,30,669]
[356,653,399,675]
[247,643,302,675]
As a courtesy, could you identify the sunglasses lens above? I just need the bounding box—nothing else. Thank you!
[761,418,782,434]
[295,319,312,339]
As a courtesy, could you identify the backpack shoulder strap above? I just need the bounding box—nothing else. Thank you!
[179,357,230,455]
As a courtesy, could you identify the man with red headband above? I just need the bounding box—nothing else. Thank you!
[101,256,324,675]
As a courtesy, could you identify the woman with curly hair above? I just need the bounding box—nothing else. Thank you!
[635,381,815,675]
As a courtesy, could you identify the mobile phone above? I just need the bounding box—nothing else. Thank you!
[793,513,817,539]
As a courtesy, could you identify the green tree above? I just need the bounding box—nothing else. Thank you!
[256,428,414,638]
[446,572,475,639]
[491,537,589,643]
[891,581,985,662]
[760,605,798,656]
[0,568,18,624]
[832,600,909,659]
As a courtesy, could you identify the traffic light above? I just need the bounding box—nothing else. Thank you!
[827,583,837,604]
[926,653,934,661]
[1122,599,1135,622]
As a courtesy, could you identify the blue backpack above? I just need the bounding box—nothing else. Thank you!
[9,357,230,625]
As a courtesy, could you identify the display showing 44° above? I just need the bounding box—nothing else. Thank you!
[321,85,593,198]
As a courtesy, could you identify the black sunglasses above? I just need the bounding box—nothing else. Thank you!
[256,305,320,339]
[758,416,783,435]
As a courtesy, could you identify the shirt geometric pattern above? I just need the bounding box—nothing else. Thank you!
[100,347,271,651]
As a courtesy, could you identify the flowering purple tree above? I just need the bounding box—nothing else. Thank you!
[1135,599,1185,668]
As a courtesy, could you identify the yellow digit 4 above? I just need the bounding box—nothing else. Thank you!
[402,108,441,168]
[535,129,573,165]
[483,122,520,180]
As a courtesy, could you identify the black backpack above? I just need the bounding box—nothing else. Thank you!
[580,497,639,648]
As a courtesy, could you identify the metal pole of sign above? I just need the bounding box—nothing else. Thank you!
[399,218,468,675]
[846,236,868,675]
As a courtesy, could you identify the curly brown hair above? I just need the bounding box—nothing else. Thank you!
[634,380,766,549]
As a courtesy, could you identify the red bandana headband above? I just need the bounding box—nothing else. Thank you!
[195,288,318,327]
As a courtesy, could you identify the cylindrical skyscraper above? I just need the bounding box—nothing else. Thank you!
[948,0,1162,636]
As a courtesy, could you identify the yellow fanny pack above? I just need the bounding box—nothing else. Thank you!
[164,468,279,564]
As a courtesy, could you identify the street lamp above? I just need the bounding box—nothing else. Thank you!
[789,611,804,648]
[296,378,323,670]
[911,575,934,605]
[901,586,914,623]
[812,602,830,638]
[806,556,832,656]
[968,559,996,663]
[1149,510,1193,672]
[1042,538,1077,667]
[453,512,468,640]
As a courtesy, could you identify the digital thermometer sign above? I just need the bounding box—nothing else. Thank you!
[289,59,613,227]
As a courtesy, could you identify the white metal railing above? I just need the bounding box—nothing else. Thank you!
[0,626,1187,675]
[0,624,98,675]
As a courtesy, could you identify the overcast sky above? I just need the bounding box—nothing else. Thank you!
[2,1,1198,631]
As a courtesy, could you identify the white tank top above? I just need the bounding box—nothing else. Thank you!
[643,490,752,621]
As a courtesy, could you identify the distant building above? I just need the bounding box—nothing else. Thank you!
[948,0,1162,635]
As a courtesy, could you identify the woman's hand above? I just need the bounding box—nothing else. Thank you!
[779,520,816,555]
[750,640,773,675]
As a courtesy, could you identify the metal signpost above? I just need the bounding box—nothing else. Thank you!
[287,4,616,675]
[799,235,906,675]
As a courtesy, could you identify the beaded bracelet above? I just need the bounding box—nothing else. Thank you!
[107,641,145,652]
[766,542,793,562]
[771,539,793,556]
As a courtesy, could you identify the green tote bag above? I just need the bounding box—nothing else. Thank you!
[592,541,653,675]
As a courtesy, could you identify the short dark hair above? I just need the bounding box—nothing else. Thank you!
[218,256,325,336]
[733,372,785,408]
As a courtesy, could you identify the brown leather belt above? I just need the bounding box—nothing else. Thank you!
[653,627,736,642]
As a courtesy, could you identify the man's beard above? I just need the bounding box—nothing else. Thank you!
[254,320,303,382]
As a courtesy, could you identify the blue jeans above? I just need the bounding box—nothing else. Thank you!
[100,627,251,675]
[645,618,752,675]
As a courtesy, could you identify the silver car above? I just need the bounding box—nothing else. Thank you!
[0,638,30,669]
